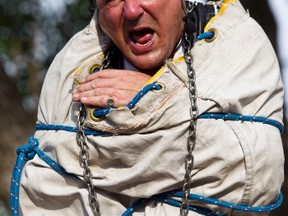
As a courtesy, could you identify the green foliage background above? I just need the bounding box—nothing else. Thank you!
[0,0,89,111]
[0,0,90,213]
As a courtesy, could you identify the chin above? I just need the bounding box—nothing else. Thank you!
[135,63,163,76]
[130,56,166,71]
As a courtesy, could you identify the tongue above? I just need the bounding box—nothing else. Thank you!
[131,30,154,45]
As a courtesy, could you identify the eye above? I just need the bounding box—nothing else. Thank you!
[98,0,114,5]
[99,0,121,6]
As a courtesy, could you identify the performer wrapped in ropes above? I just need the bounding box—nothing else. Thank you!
[11,0,285,215]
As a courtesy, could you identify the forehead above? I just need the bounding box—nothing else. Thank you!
[95,0,183,15]
[95,0,170,7]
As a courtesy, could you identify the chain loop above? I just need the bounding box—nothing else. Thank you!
[100,46,115,71]
[76,104,101,215]
[180,1,198,215]
[75,48,114,215]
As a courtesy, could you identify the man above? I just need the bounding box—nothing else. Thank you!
[12,0,284,215]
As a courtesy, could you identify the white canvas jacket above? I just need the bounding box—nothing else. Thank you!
[19,0,284,215]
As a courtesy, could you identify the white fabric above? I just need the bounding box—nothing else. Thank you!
[19,0,284,215]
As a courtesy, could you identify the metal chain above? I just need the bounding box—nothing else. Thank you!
[180,1,198,216]
[76,11,198,212]
[75,48,113,215]
[76,104,101,215]
[100,46,115,71]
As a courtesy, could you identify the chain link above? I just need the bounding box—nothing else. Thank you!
[100,47,115,71]
[76,104,101,215]
[180,1,198,216]
[75,48,114,215]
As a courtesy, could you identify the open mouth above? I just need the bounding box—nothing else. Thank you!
[129,28,155,46]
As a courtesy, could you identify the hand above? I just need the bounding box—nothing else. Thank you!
[72,69,152,107]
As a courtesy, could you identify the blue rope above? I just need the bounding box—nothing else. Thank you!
[167,191,283,213]
[35,113,284,136]
[35,124,108,136]
[196,31,214,41]
[122,198,149,216]
[92,83,162,118]
[122,196,222,216]
[198,113,284,133]
[123,191,283,215]
[150,195,222,216]
[126,83,162,109]
[9,137,74,216]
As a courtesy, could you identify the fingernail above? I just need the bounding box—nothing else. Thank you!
[81,97,87,102]
[79,78,86,83]
[72,93,79,99]
[72,89,78,94]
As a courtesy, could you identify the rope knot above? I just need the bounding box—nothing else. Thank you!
[16,137,39,161]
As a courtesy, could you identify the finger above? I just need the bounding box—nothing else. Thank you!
[82,69,151,84]
[72,88,99,101]
[80,95,108,107]
[77,78,114,92]
[73,88,116,100]
[74,88,136,106]
[77,77,144,93]
[81,69,130,82]
[80,95,128,107]
[78,69,119,84]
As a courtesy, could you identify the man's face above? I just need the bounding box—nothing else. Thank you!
[96,0,184,72]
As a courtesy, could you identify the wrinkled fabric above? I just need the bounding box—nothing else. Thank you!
[19,0,284,215]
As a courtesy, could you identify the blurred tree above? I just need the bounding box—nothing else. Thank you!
[0,0,89,111]
[0,0,90,211]
[0,63,34,211]
[1,0,41,111]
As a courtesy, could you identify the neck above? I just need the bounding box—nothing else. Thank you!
[137,67,162,76]
[124,58,161,76]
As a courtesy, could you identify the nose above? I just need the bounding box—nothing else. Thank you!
[123,0,144,20]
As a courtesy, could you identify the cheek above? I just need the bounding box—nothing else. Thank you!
[98,11,121,38]
[98,13,109,35]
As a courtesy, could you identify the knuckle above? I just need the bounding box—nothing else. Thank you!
[102,96,107,107]
[78,86,83,92]
[91,80,97,88]
[94,88,98,95]
[81,92,87,97]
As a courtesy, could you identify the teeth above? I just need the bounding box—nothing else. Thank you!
[130,29,154,45]
[135,41,150,46]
